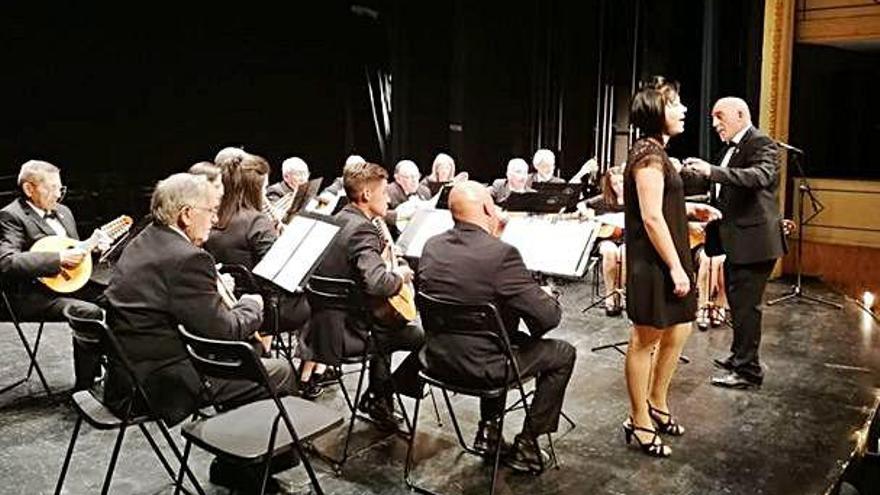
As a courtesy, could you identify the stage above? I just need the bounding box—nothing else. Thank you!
[0,279,877,494]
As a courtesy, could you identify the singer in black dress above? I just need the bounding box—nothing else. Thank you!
[621,76,720,459]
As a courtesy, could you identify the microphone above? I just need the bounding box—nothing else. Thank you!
[776,140,804,155]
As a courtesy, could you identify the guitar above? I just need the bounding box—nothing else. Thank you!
[372,217,418,323]
[264,189,297,227]
[31,215,133,293]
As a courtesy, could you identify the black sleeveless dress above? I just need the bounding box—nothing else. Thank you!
[623,138,696,327]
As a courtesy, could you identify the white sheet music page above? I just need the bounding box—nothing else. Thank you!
[253,216,340,293]
[397,209,454,258]
[500,217,597,277]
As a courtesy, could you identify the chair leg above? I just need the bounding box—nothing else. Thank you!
[25,321,45,378]
[100,424,128,495]
[260,415,282,495]
[156,422,204,495]
[7,316,52,396]
[54,416,82,495]
[403,387,423,490]
[427,386,442,427]
[173,440,193,495]
[440,389,478,455]
[335,365,355,413]
[138,423,177,482]
[489,409,506,495]
[339,356,369,469]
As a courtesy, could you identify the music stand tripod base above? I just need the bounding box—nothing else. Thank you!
[767,284,842,309]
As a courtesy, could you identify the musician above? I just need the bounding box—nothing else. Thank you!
[315,154,364,208]
[694,240,728,330]
[489,158,535,204]
[420,152,468,189]
[103,173,294,420]
[203,152,320,399]
[684,97,786,389]
[266,156,309,203]
[0,160,108,390]
[419,181,575,472]
[306,161,424,431]
[586,165,626,316]
[528,149,565,185]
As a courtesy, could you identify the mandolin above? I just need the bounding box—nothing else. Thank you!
[31,215,133,293]
[372,217,418,323]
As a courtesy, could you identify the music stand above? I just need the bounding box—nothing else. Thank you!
[501,189,579,214]
[767,147,842,309]
[289,177,324,216]
[424,180,449,197]
[253,212,342,294]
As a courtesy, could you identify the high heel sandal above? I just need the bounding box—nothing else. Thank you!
[647,402,685,436]
[710,307,727,328]
[695,307,710,331]
[623,418,671,458]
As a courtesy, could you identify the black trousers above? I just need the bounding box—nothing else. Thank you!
[365,322,425,400]
[481,338,576,436]
[724,259,776,382]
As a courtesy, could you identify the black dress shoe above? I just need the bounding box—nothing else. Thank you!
[299,378,324,401]
[503,433,550,473]
[712,356,735,371]
[473,419,509,457]
[710,371,761,389]
[358,392,403,431]
[315,367,341,385]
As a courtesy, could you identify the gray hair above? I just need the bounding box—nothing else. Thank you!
[282,157,309,177]
[18,160,60,187]
[507,158,528,175]
[532,149,555,168]
[344,154,365,167]
[214,147,247,168]
[394,159,419,176]
[151,173,214,226]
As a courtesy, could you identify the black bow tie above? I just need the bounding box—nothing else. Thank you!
[44,210,58,220]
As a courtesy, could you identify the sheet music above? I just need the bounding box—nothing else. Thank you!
[253,215,340,293]
[500,217,598,277]
[397,208,454,258]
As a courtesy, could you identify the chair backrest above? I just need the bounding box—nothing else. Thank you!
[416,291,521,381]
[305,275,363,312]
[176,324,275,394]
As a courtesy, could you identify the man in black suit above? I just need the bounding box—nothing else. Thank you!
[307,161,424,430]
[103,173,292,426]
[266,156,309,203]
[685,97,787,389]
[385,159,432,228]
[418,181,576,471]
[0,160,108,390]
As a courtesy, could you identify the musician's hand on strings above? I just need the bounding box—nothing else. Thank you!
[60,248,87,269]
[683,158,711,177]
[670,264,691,298]
[91,228,114,253]
[395,264,414,284]
[687,202,722,222]
[240,293,264,311]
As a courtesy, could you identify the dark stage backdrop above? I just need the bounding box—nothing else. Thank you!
[1,1,761,230]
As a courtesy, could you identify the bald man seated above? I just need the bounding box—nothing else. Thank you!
[418,181,576,472]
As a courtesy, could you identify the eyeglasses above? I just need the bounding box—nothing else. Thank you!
[29,182,67,201]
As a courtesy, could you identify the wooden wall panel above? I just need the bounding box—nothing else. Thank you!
[782,241,880,304]
[791,178,880,248]
[796,0,880,43]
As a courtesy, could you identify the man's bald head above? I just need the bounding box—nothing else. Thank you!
[711,97,752,142]
[448,180,498,233]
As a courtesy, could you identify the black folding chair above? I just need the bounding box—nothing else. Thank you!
[58,306,204,495]
[405,292,559,495]
[304,275,426,473]
[0,282,51,396]
[217,263,295,363]
[175,325,343,495]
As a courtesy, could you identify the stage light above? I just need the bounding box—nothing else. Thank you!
[863,291,875,311]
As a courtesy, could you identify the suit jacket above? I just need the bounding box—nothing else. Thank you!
[418,222,562,386]
[103,223,263,425]
[204,210,277,270]
[688,127,787,264]
[266,180,296,203]
[308,204,402,361]
[0,197,80,318]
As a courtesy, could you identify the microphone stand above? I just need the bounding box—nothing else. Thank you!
[767,146,841,309]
